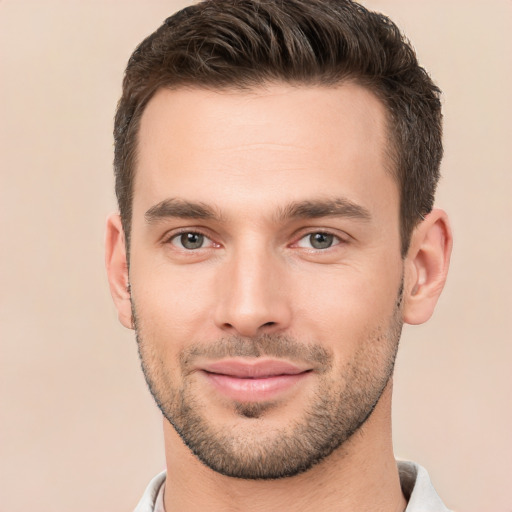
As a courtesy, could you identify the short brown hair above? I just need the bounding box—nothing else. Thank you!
[114,0,443,255]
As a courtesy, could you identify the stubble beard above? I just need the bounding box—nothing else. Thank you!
[132,301,403,480]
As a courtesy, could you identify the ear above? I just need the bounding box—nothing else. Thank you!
[402,208,453,325]
[105,213,133,329]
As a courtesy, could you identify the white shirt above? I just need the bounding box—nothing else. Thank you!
[134,461,451,512]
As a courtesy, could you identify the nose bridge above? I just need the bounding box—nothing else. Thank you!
[215,237,290,336]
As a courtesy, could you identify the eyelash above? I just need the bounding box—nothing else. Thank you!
[293,231,344,251]
[164,229,217,250]
[163,229,347,252]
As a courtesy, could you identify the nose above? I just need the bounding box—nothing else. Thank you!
[214,245,292,338]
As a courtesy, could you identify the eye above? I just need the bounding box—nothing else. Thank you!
[170,232,213,250]
[296,232,340,250]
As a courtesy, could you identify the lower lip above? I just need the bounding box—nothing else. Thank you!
[202,371,311,402]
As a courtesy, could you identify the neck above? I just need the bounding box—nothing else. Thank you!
[163,382,406,512]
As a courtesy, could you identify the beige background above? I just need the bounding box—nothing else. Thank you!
[1,1,511,511]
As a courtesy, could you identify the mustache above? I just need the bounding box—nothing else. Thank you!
[178,334,333,373]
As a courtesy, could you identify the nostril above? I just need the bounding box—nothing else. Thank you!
[263,322,276,327]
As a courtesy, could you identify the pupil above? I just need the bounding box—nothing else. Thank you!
[310,233,333,249]
[181,233,204,249]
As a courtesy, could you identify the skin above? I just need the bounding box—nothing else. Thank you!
[106,83,452,511]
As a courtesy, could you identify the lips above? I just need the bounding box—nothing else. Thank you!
[202,359,308,378]
[200,359,312,402]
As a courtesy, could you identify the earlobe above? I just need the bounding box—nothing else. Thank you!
[105,213,133,329]
[402,209,453,325]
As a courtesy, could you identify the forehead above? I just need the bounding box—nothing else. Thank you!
[134,82,396,219]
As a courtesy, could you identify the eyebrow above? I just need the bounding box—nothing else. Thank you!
[145,198,222,223]
[144,197,371,224]
[274,198,372,223]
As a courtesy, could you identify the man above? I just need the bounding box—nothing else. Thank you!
[105,0,453,510]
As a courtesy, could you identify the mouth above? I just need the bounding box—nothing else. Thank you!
[199,359,313,402]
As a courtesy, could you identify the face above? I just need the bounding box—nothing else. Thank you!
[128,83,405,479]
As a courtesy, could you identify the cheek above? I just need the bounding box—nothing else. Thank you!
[291,260,402,345]
[130,259,218,349]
